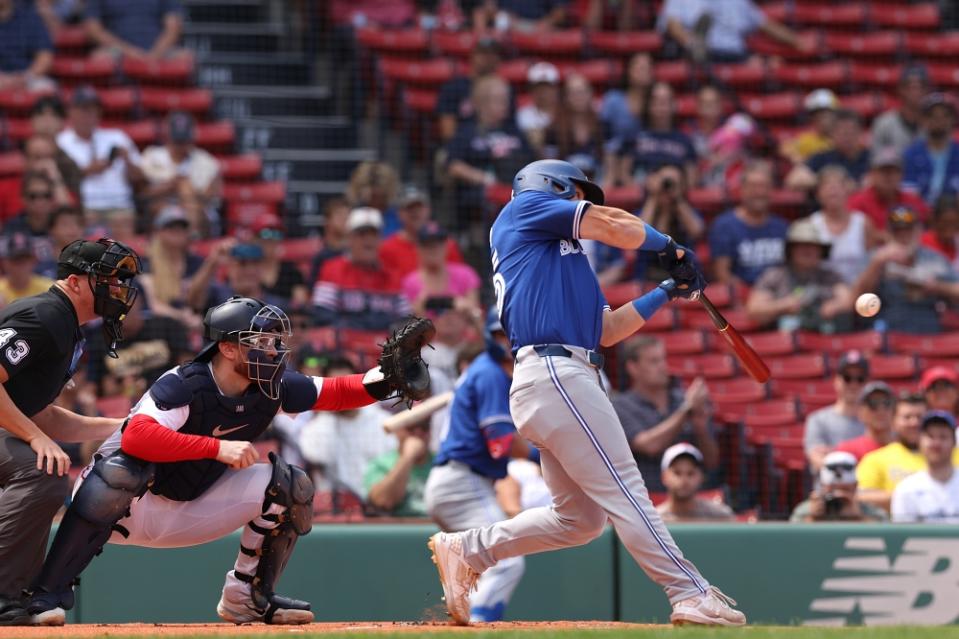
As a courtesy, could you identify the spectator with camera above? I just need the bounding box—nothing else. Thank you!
[892,411,959,523]
[249,214,309,308]
[835,382,896,461]
[745,218,851,332]
[56,86,144,215]
[804,351,869,473]
[656,443,734,523]
[790,451,887,523]
[709,160,789,286]
[366,419,433,517]
[634,163,704,282]
[187,241,284,314]
[612,336,719,493]
[854,206,959,334]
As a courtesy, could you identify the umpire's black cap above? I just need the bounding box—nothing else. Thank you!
[57,239,110,278]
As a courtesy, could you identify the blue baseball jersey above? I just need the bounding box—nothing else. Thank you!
[434,353,515,479]
[490,190,609,353]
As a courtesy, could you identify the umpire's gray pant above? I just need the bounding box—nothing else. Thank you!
[0,431,68,598]
[458,345,710,605]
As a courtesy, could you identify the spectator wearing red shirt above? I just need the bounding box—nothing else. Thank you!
[836,382,896,461]
[379,186,463,278]
[848,147,930,230]
[921,195,959,270]
[313,207,409,330]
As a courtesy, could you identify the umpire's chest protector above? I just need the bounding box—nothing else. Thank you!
[150,362,281,501]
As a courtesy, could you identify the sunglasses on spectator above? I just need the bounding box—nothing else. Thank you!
[864,397,894,410]
[825,463,856,473]
[25,191,53,201]
[929,380,957,391]
[841,373,867,384]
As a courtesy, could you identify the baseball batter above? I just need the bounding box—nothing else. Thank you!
[424,309,536,622]
[25,298,432,626]
[429,160,745,626]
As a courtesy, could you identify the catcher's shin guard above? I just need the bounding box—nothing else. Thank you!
[28,452,154,612]
[233,453,313,616]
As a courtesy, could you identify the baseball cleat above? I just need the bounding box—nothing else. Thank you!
[0,597,30,626]
[670,586,747,627]
[217,594,314,625]
[428,532,479,626]
[30,607,65,626]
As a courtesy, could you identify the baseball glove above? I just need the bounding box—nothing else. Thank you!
[371,316,436,407]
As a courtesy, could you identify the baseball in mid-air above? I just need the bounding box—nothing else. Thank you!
[856,293,881,318]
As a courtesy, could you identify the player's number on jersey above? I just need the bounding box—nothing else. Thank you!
[0,328,16,348]
[5,340,29,365]
[491,249,506,321]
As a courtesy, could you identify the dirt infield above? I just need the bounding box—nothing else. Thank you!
[5,620,661,638]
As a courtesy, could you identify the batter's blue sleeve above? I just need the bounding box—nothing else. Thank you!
[515,191,592,240]
[280,370,320,413]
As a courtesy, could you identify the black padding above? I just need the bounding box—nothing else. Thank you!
[265,452,314,536]
[148,371,194,410]
[72,452,155,525]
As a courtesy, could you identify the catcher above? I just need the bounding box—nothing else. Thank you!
[25,297,434,626]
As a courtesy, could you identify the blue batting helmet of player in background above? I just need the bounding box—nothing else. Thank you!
[484,307,509,362]
[512,159,605,205]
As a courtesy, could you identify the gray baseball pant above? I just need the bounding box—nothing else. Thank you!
[458,345,710,605]
[425,461,524,621]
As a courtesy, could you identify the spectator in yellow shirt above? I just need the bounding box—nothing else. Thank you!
[857,392,959,511]
[781,89,839,164]
[0,232,53,307]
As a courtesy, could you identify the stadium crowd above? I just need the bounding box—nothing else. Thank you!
[0,0,956,524]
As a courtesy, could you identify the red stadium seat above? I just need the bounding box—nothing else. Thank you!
[767,354,828,379]
[668,353,737,380]
[104,120,158,146]
[711,62,767,89]
[653,60,690,87]
[432,30,477,58]
[904,32,959,59]
[774,62,847,91]
[688,187,728,216]
[850,63,904,89]
[403,87,438,113]
[658,330,708,356]
[217,154,263,181]
[0,89,55,114]
[888,332,959,357]
[928,64,959,89]
[680,307,762,333]
[121,55,195,85]
[555,60,619,88]
[743,404,802,429]
[747,31,820,60]
[703,283,734,308]
[194,121,236,151]
[770,189,807,218]
[866,354,918,379]
[54,25,90,51]
[302,327,337,352]
[761,2,790,22]
[3,118,32,143]
[485,182,512,207]
[227,201,278,226]
[0,152,25,177]
[356,28,430,55]
[744,331,796,357]
[497,59,532,86]
[707,377,768,403]
[742,92,801,122]
[602,281,642,308]
[640,307,676,332]
[840,93,885,120]
[510,29,585,57]
[772,378,836,404]
[279,238,323,263]
[140,88,213,115]
[871,3,940,30]
[824,31,900,59]
[223,181,286,204]
[792,4,868,27]
[379,58,455,86]
[51,56,116,85]
[589,30,663,56]
[795,331,884,355]
[604,184,643,210]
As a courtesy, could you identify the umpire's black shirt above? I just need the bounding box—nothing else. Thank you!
[0,286,83,417]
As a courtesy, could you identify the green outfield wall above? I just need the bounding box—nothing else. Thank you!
[65,524,959,626]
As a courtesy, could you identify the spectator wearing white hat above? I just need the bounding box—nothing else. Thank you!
[781,89,839,164]
[516,61,561,156]
[892,411,959,523]
[790,451,887,522]
[656,443,734,523]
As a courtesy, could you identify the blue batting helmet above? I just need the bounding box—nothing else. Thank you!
[484,308,508,362]
[512,159,605,205]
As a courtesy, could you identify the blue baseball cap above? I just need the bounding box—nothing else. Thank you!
[230,243,264,261]
[921,410,957,432]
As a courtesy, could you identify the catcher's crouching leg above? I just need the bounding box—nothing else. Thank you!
[27,452,154,622]
[218,453,314,625]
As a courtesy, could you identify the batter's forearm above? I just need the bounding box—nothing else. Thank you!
[600,287,671,347]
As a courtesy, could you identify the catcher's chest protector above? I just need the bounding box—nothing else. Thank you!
[150,363,281,501]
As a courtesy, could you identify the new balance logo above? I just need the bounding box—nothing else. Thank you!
[804,537,959,626]
[212,424,249,437]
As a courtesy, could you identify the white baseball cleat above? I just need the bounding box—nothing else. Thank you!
[30,607,65,626]
[670,586,747,627]
[428,532,479,626]
[217,594,314,625]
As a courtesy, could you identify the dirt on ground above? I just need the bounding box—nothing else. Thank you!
[4,620,663,638]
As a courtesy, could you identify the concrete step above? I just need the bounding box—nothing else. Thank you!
[198,53,311,87]
[183,22,284,54]
[214,85,332,118]
[285,181,353,228]
[261,148,376,182]
[183,0,263,24]
[233,116,357,151]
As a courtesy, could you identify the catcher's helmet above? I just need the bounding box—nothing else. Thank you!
[57,238,141,358]
[511,159,605,205]
[196,296,292,399]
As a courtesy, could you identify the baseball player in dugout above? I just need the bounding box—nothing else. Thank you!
[429,160,746,626]
[23,298,434,627]
[0,238,141,627]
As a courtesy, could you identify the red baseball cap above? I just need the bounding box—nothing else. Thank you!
[920,366,959,392]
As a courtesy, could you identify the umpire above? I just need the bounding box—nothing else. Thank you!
[0,238,140,625]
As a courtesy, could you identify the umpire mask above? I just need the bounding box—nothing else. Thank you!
[237,304,292,400]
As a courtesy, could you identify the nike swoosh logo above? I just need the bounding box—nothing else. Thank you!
[212,424,249,437]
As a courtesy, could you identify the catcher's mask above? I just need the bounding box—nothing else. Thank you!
[57,238,141,358]
[197,297,292,399]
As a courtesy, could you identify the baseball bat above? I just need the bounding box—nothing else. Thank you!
[699,294,770,384]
